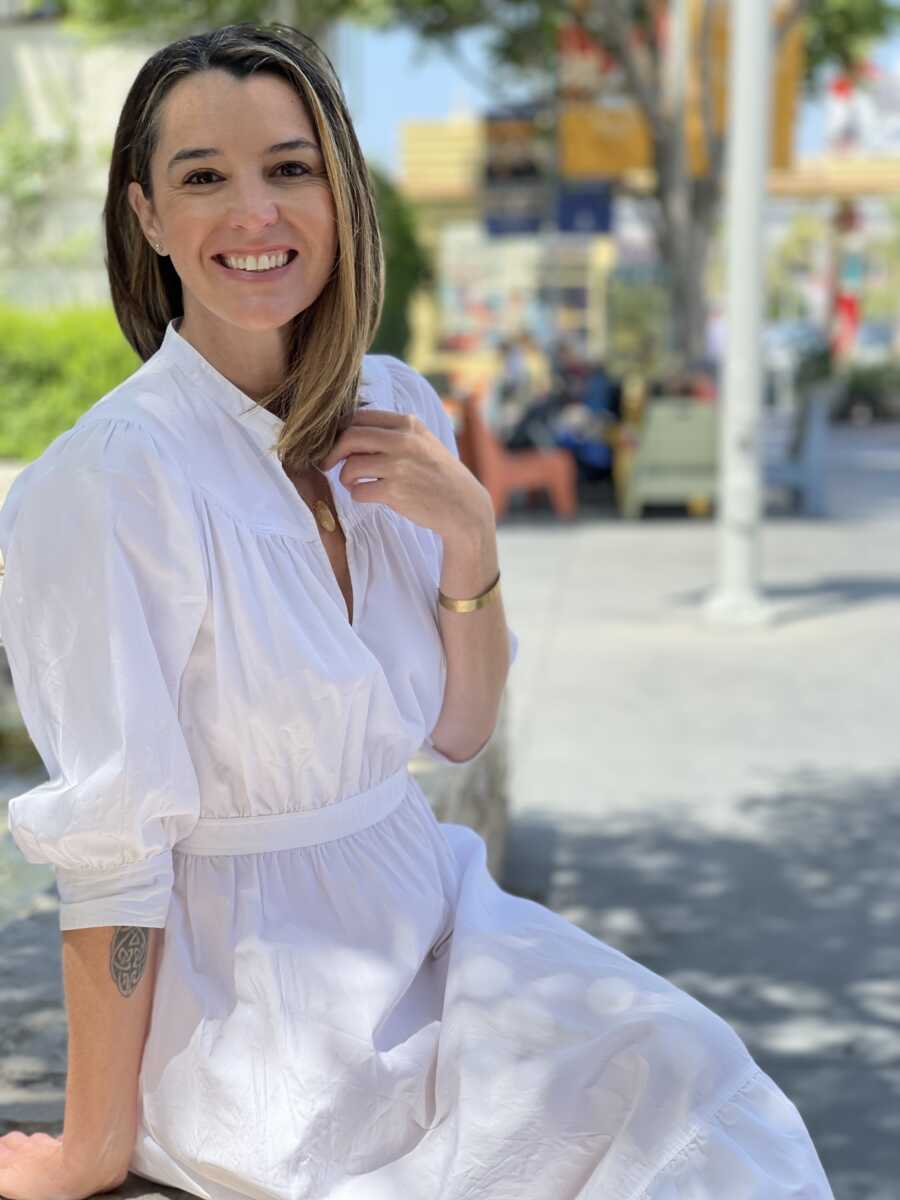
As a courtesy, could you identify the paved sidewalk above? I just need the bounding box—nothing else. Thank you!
[498,424,900,1200]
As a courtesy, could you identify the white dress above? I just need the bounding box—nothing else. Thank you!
[0,318,834,1200]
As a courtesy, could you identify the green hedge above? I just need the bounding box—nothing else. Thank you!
[840,362,900,403]
[0,303,141,462]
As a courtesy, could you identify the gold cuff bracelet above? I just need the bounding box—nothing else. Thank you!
[438,569,502,613]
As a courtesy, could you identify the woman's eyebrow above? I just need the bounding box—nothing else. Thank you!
[167,137,321,170]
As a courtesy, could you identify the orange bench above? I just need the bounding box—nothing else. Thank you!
[443,386,578,522]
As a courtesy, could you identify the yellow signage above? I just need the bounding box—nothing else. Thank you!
[560,0,805,180]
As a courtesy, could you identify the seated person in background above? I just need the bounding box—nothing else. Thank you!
[492,334,533,439]
[508,348,614,458]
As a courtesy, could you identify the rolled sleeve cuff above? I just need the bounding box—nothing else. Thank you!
[418,730,495,767]
[55,849,174,931]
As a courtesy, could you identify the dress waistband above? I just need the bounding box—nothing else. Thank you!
[173,766,410,856]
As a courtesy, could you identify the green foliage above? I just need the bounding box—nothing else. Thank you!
[804,0,900,80]
[837,360,900,418]
[857,198,900,324]
[605,269,675,381]
[53,0,379,45]
[0,304,141,461]
[369,163,432,358]
[41,229,100,268]
[766,211,829,321]
[375,0,900,98]
[795,344,834,388]
[0,98,81,266]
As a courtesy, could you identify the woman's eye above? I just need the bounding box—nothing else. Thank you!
[184,162,311,185]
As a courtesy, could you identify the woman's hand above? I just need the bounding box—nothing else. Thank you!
[318,408,493,543]
[0,1131,127,1200]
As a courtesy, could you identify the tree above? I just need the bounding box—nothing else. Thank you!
[765,210,829,320]
[804,0,900,75]
[0,96,81,269]
[368,164,433,358]
[34,0,900,366]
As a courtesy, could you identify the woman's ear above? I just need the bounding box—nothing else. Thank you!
[126,180,159,246]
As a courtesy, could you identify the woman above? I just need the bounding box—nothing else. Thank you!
[0,22,834,1200]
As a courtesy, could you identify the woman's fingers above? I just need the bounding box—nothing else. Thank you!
[0,1130,61,1153]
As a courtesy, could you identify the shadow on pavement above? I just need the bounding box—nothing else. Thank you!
[668,574,900,628]
[502,767,900,1200]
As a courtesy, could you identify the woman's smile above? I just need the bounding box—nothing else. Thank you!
[213,248,299,281]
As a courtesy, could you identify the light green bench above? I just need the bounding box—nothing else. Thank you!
[620,398,718,520]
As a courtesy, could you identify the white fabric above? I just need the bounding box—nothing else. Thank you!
[0,319,834,1199]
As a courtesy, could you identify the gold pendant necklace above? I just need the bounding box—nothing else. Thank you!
[286,465,338,533]
[312,498,337,533]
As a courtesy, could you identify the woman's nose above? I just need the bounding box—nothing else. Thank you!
[225,180,280,227]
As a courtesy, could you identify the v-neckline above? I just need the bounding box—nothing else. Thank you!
[158,317,361,629]
[161,317,360,514]
[287,466,356,629]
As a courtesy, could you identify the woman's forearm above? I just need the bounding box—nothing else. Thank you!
[431,498,512,763]
[60,924,161,1182]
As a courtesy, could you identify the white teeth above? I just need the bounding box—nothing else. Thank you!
[222,251,291,271]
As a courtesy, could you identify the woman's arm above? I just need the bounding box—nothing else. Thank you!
[60,924,161,1185]
[430,498,512,763]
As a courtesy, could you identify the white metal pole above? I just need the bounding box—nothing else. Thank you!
[704,0,775,627]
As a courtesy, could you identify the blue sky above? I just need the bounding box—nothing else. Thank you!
[336,20,542,179]
[338,19,900,181]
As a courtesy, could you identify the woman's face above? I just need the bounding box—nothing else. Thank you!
[128,68,338,336]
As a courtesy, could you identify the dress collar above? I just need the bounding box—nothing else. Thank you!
[156,317,375,458]
[154,317,379,538]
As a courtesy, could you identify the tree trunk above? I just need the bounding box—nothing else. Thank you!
[651,139,723,373]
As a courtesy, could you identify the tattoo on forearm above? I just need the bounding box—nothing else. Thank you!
[109,927,150,998]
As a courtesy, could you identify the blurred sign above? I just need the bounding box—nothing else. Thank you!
[483,185,546,236]
[558,0,804,180]
[557,180,613,234]
[481,104,550,235]
[560,104,652,177]
[437,222,545,344]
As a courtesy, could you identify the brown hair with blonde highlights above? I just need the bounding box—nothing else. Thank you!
[103,21,384,472]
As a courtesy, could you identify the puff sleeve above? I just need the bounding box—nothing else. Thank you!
[0,417,208,931]
[379,356,519,766]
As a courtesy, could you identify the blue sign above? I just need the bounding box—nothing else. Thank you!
[557,181,613,234]
[483,181,547,236]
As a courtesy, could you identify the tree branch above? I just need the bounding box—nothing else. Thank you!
[583,0,665,135]
[775,0,811,48]
[427,34,541,108]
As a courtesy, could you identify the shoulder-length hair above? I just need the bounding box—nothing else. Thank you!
[103,21,384,472]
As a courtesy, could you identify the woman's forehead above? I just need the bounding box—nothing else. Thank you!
[158,70,315,149]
